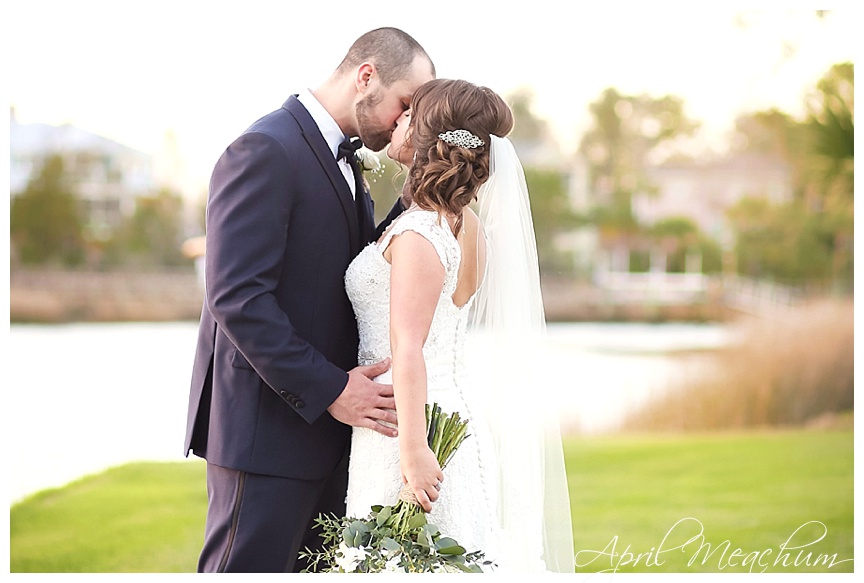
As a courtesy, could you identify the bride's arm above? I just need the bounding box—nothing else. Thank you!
[388,230,446,512]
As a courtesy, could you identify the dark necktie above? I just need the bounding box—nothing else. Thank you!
[337,137,363,163]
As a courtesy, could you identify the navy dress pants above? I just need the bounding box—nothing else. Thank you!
[197,450,349,573]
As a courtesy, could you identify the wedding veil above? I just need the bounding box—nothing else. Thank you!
[467,136,575,572]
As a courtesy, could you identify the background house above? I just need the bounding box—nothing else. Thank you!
[10,107,156,239]
[635,152,794,247]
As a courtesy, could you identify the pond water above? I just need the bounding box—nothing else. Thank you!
[7,320,729,503]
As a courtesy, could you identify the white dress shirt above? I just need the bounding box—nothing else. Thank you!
[297,89,356,198]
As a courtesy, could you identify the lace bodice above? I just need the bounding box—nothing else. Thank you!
[345,208,471,376]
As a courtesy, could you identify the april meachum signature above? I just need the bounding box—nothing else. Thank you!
[575,518,853,573]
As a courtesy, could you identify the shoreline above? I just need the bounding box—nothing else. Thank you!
[11,268,735,324]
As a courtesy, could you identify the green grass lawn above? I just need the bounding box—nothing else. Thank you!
[10,429,854,573]
[568,429,854,573]
[10,461,206,572]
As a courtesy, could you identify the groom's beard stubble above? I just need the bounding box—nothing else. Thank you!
[355,89,392,152]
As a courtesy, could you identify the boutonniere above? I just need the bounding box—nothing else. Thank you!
[355,147,385,193]
[355,147,384,177]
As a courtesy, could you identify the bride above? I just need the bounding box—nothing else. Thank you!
[344,79,574,572]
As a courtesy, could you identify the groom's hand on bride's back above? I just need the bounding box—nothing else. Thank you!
[328,359,398,437]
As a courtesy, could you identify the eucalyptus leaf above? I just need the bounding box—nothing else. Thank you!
[342,524,355,546]
[376,505,391,526]
[435,537,466,555]
[406,512,427,529]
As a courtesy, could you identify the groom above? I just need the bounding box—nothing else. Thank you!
[185,27,435,572]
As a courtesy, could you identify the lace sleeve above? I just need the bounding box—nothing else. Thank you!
[380,210,459,276]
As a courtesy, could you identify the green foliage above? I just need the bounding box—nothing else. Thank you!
[10,154,192,268]
[728,197,835,285]
[729,63,853,291]
[732,108,803,159]
[301,506,488,573]
[648,217,723,274]
[726,183,852,289]
[10,155,87,266]
[649,216,699,240]
[104,188,188,267]
[805,62,853,199]
[579,87,699,235]
[578,87,710,273]
[524,167,579,274]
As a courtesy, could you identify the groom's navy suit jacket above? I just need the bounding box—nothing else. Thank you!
[185,96,401,480]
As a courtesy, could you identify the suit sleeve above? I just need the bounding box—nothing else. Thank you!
[204,131,348,424]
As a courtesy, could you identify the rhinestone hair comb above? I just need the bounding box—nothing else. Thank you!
[437,129,485,149]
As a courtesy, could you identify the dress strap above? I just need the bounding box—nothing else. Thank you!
[380,209,460,275]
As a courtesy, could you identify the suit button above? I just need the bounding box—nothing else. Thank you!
[280,390,288,399]
[295,400,305,409]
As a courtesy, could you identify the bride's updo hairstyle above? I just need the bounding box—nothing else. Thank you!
[407,79,514,235]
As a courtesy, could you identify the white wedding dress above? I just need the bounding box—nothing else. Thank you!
[342,137,575,574]
[344,208,507,567]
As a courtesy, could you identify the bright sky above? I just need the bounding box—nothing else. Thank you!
[6,1,858,198]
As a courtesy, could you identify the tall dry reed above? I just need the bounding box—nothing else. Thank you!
[621,298,854,431]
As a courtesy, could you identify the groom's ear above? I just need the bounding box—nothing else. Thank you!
[355,62,375,93]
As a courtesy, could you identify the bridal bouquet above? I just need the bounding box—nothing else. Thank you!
[300,403,493,573]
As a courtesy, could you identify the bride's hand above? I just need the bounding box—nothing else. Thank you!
[400,445,444,513]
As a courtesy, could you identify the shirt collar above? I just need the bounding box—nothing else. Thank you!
[297,89,346,159]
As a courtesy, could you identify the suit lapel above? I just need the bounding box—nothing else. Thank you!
[284,96,360,255]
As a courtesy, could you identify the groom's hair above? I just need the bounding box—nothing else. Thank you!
[336,27,435,86]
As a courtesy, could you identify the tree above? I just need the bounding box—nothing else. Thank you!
[108,188,188,266]
[727,196,834,285]
[507,86,550,144]
[507,88,578,275]
[805,62,853,293]
[804,62,853,204]
[10,154,87,266]
[524,167,578,274]
[648,216,722,274]
[579,88,699,242]
[728,62,853,291]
